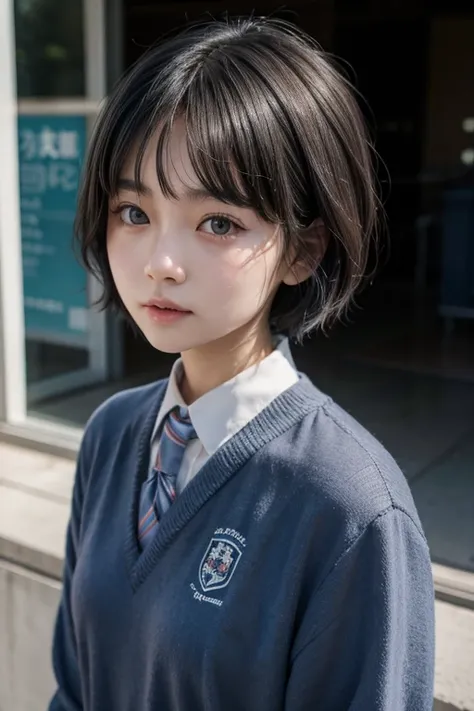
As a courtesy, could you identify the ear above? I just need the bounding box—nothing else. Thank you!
[282,218,328,286]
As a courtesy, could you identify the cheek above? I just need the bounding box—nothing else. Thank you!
[106,230,143,285]
[202,244,279,309]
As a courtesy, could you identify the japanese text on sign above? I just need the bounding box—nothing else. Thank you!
[18,115,88,344]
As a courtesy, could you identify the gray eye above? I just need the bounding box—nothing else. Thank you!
[210,217,231,235]
[122,206,149,225]
[199,215,241,238]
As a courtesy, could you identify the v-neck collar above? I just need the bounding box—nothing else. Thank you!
[124,373,328,592]
[150,336,298,458]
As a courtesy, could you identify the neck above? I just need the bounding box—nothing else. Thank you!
[180,322,274,404]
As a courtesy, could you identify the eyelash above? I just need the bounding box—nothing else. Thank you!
[110,204,147,226]
[110,204,245,240]
[198,213,244,240]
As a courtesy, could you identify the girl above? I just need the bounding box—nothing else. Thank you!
[49,17,435,711]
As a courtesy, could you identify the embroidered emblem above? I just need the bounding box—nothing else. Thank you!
[199,537,242,592]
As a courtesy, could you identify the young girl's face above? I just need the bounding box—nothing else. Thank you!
[107,120,291,355]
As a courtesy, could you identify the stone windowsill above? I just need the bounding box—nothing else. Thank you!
[0,442,75,580]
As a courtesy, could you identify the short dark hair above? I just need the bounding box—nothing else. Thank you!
[76,16,379,341]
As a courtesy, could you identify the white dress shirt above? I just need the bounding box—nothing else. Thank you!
[149,337,299,494]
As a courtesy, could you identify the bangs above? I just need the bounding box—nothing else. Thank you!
[96,35,322,236]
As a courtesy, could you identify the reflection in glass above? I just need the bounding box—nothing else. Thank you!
[14,0,85,98]
[26,342,88,384]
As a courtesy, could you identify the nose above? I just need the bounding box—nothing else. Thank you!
[144,238,186,284]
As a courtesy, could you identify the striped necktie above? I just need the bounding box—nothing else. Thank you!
[138,406,197,549]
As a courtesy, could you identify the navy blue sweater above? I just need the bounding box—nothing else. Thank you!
[49,375,435,711]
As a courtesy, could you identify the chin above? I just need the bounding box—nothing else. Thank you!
[139,326,213,355]
[134,309,251,356]
[139,330,188,354]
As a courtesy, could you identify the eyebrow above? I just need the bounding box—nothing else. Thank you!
[116,178,152,197]
[116,178,220,204]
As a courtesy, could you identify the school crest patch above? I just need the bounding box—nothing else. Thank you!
[199,537,242,592]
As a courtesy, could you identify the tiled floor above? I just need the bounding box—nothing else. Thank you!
[411,435,474,572]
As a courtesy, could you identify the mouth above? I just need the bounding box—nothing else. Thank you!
[144,298,191,312]
[142,298,193,324]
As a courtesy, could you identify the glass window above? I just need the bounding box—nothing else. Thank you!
[14,0,85,98]
[16,114,108,426]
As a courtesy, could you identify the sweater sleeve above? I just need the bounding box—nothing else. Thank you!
[284,507,435,711]
[48,435,90,711]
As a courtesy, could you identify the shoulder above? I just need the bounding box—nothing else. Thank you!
[260,377,430,594]
[80,379,167,457]
[268,378,425,541]
[67,379,168,521]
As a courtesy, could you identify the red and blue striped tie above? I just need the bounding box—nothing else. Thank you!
[138,406,197,549]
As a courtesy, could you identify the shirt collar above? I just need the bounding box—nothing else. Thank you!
[151,336,298,456]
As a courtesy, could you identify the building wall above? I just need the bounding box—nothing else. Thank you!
[0,561,60,711]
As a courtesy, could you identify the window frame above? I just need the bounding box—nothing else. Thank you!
[0,0,110,457]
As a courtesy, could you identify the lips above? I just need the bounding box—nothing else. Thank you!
[142,298,193,325]
[143,298,191,313]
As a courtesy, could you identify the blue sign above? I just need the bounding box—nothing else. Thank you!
[18,115,88,345]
